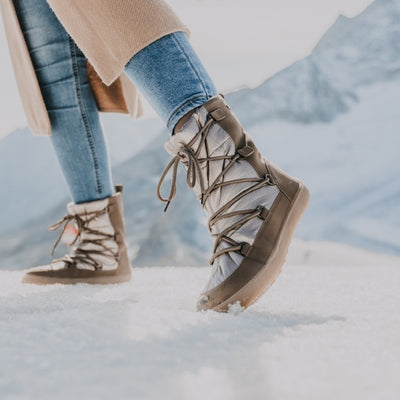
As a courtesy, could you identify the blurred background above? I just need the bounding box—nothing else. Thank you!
[1,0,399,269]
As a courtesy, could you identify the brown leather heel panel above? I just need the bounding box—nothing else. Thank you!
[244,133,268,177]
[267,163,300,200]
[108,191,132,274]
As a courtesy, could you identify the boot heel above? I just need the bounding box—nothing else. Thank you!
[214,183,310,312]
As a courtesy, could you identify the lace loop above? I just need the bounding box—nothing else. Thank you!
[49,214,83,256]
[157,116,214,210]
[157,156,180,211]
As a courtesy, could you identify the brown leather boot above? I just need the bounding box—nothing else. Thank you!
[158,95,310,312]
[23,185,132,284]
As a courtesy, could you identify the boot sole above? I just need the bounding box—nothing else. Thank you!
[212,183,310,312]
[22,271,132,285]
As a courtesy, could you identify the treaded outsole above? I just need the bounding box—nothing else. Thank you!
[22,272,132,285]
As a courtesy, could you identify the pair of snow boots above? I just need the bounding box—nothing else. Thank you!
[24,95,309,312]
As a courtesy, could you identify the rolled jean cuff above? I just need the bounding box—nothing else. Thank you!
[167,94,215,132]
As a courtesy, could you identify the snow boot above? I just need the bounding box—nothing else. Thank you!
[158,95,310,312]
[23,185,132,284]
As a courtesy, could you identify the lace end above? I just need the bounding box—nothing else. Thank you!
[50,243,58,258]
[163,201,171,212]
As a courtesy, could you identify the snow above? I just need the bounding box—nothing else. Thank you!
[228,0,400,125]
[1,0,399,264]
[2,77,399,269]
[0,117,162,235]
[0,240,399,400]
[1,2,398,397]
[246,80,400,257]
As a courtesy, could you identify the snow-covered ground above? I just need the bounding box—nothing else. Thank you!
[1,240,399,400]
[1,2,398,398]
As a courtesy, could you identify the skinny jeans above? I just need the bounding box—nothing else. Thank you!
[13,0,217,203]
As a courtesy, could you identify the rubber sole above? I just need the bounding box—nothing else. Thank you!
[22,271,132,285]
[212,183,310,312]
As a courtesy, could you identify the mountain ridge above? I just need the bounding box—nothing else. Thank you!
[1,0,399,268]
[227,0,400,125]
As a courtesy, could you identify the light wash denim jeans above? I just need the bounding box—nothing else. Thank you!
[125,32,217,131]
[13,0,217,204]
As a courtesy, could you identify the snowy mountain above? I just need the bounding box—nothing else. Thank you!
[0,0,399,268]
[2,77,399,269]
[0,116,161,235]
[0,131,210,269]
[249,80,400,257]
[0,128,67,234]
[3,3,399,400]
[227,0,400,125]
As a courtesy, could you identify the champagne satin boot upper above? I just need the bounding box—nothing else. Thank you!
[158,95,309,311]
[23,185,132,284]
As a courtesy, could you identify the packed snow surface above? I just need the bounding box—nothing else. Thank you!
[0,240,399,400]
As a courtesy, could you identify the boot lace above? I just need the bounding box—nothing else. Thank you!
[48,206,119,270]
[157,114,274,265]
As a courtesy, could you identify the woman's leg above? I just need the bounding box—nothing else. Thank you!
[14,0,131,284]
[13,0,114,203]
[125,31,309,312]
[124,31,218,133]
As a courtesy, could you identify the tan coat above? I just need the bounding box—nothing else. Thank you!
[0,0,189,136]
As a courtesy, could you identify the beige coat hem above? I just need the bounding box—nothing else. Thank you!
[1,0,189,135]
[46,0,190,85]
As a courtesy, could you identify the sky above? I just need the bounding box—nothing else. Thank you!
[0,0,374,137]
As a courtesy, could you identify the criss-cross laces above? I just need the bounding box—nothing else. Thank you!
[48,206,119,270]
[157,115,274,265]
